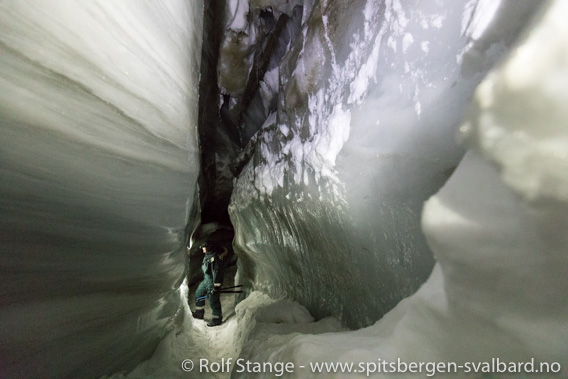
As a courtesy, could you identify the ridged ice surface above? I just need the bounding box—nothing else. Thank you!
[229,0,541,328]
[3,0,567,378]
[0,1,203,377]
[233,1,568,376]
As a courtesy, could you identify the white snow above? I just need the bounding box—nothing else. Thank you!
[462,0,500,39]
[230,0,545,338]
[229,1,568,377]
[430,14,446,29]
[3,0,565,377]
[462,0,568,202]
[227,0,249,32]
[402,33,414,53]
[414,102,422,116]
[106,282,343,378]
[259,67,280,111]
[310,104,351,174]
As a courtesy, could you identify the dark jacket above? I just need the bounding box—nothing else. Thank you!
[201,250,224,286]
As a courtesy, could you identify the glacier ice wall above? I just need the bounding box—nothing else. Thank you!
[235,1,568,374]
[0,1,203,377]
[197,0,306,228]
[229,0,541,328]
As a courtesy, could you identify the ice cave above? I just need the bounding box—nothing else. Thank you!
[1,0,567,378]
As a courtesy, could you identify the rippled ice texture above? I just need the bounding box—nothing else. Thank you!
[0,1,203,377]
[229,0,541,328]
[234,1,568,377]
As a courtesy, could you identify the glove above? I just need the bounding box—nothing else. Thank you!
[210,283,222,295]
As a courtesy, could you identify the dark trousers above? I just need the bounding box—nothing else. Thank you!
[195,280,222,319]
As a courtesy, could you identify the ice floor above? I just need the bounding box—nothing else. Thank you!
[3,1,566,378]
[105,265,243,378]
[104,262,343,379]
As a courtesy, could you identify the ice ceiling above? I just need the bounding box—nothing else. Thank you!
[1,0,567,378]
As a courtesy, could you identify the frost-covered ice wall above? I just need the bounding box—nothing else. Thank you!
[0,1,203,377]
[236,1,568,375]
[229,0,542,328]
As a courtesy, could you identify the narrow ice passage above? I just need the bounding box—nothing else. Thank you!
[1,0,567,378]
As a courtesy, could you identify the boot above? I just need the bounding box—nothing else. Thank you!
[207,317,222,327]
[191,309,204,320]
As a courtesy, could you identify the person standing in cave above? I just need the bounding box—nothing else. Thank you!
[191,241,227,327]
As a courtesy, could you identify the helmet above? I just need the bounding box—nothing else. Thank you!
[199,241,219,253]
[200,241,218,248]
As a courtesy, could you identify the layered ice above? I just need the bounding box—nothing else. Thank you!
[0,1,203,377]
[229,0,542,328]
[2,0,567,377]
[232,0,568,376]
